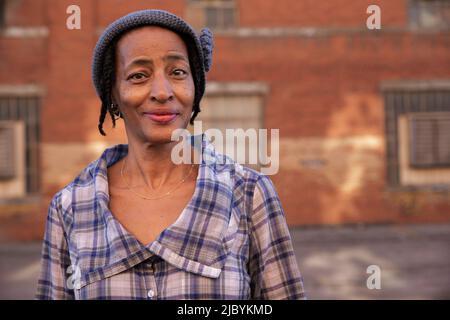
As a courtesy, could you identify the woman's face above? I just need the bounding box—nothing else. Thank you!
[112,26,195,144]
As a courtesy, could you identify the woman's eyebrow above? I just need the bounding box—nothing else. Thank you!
[126,53,189,69]
[164,53,189,63]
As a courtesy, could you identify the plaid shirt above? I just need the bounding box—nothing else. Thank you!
[36,133,306,300]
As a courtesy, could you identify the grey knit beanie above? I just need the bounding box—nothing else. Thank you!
[92,9,214,123]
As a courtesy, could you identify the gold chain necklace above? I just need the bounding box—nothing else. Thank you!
[120,157,195,200]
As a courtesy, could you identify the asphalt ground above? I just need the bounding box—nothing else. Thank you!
[0,223,449,299]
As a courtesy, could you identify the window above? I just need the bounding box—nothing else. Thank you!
[186,0,237,31]
[0,120,26,198]
[383,81,450,188]
[0,96,41,198]
[189,82,268,170]
[409,112,450,167]
[409,0,450,29]
[0,0,6,28]
[0,122,16,179]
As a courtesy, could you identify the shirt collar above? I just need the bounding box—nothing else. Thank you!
[86,133,238,279]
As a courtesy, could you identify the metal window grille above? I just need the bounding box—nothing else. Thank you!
[383,85,450,187]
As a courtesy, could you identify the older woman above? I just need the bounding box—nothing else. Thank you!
[36,9,305,300]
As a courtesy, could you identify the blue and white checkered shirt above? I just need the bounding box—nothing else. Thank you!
[36,134,305,300]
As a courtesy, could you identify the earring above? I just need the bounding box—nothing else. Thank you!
[110,103,122,118]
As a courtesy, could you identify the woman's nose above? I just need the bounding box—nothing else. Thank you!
[150,70,174,103]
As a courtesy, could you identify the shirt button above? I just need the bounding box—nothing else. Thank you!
[147,289,155,298]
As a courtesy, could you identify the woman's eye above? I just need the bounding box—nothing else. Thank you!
[173,69,187,77]
[128,73,147,81]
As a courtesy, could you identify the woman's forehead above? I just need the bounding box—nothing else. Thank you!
[116,26,189,60]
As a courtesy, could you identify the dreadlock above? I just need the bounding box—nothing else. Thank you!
[97,42,121,136]
[97,39,201,136]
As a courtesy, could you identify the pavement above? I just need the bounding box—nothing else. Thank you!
[292,223,450,299]
[0,223,449,300]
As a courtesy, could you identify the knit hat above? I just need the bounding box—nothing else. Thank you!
[91,9,214,120]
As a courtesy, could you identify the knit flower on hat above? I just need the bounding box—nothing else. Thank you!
[199,28,214,72]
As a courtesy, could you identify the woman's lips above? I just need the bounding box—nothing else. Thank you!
[143,112,179,124]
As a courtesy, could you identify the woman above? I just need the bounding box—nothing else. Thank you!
[36,9,305,300]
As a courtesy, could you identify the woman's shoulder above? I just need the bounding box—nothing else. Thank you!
[47,160,97,209]
[211,151,277,199]
[47,146,118,213]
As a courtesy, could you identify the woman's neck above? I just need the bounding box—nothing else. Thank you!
[125,139,193,191]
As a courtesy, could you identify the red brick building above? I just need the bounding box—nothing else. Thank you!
[1,0,450,241]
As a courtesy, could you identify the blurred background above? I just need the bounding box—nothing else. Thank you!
[0,0,449,299]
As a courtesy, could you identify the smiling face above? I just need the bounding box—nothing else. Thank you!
[112,26,195,145]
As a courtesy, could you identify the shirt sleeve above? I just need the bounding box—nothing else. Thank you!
[35,193,75,300]
[248,174,306,300]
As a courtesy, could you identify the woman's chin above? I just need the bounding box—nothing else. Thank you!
[142,125,185,145]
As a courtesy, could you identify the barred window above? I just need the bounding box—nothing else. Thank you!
[409,0,450,29]
[186,0,237,31]
[382,81,450,188]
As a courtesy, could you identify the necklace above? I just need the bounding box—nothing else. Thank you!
[120,157,195,200]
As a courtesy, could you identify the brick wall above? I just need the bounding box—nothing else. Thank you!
[1,0,449,241]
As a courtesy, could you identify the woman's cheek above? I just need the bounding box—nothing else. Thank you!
[179,81,195,108]
[120,83,148,107]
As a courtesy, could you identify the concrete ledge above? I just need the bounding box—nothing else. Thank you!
[381,79,450,92]
[0,26,49,38]
[0,85,46,97]
[206,81,269,95]
[95,26,450,38]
